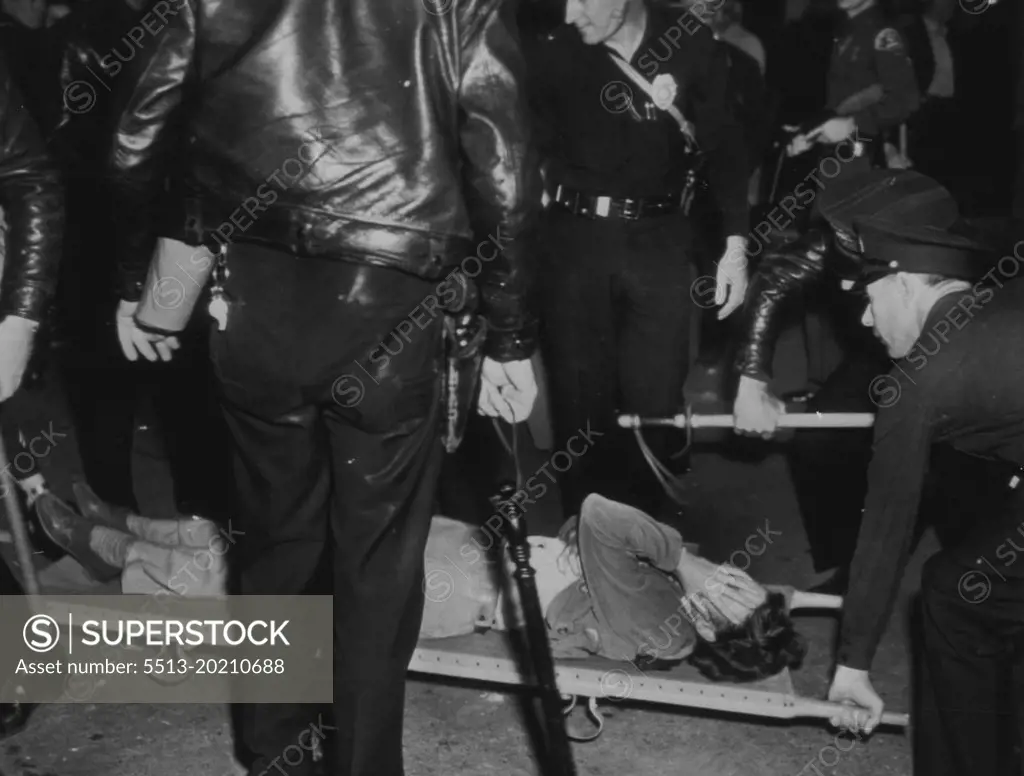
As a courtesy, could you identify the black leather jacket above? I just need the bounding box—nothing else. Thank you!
[0,53,64,323]
[735,229,832,382]
[104,0,540,361]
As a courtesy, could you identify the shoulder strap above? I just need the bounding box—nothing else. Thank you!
[607,53,698,150]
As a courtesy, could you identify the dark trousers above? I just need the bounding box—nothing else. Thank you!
[61,317,231,518]
[539,208,695,519]
[914,481,1024,776]
[787,331,888,572]
[211,244,444,776]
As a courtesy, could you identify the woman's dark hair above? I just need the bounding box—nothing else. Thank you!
[686,592,807,682]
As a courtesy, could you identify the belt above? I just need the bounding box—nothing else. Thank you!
[552,185,680,221]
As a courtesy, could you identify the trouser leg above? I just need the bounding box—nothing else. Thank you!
[211,242,443,776]
[615,214,695,516]
[916,509,1024,776]
[325,319,443,776]
[151,322,234,521]
[62,320,138,510]
[538,211,619,518]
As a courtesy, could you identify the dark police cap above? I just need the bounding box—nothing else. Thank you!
[848,216,996,290]
[817,170,959,276]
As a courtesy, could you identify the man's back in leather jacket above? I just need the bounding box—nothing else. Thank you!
[106,0,539,361]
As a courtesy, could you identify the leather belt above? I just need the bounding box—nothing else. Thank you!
[552,185,680,221]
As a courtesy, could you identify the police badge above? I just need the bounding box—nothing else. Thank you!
[874,28,904,53]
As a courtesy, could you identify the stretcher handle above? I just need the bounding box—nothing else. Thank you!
[795,698,909,728]
[618,412,875,430]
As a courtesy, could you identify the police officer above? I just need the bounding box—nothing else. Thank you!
[732,170,960,593]
[526,0,749,520]
[788,0,921,176]
[820,215,1024,776]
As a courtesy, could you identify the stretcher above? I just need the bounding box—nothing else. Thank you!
[25,544,913,750]
[2,411,906,774]
[28,554,908,731]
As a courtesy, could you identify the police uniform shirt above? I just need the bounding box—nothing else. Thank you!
[838,279,1024,670]
[827,7,920,136]
[525,4,749,235]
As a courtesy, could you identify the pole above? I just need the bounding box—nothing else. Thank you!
[617,412,875,430]
[497,481,577,776]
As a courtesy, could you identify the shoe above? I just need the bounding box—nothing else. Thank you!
[807,566,849,596]
[35,493,121,582]
[71,480,131,532]
[0,701,34,740]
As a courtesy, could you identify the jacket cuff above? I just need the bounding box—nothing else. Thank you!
[0,284,48,323]
[722,209,749,239]
[484,320,537,362]
[835,645,870,672]
[852,110,878,138]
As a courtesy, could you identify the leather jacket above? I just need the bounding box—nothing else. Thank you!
[105,0,540,361]
[735,229,831,382]
[0,54,64,323]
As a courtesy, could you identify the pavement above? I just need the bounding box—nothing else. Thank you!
[0,323,925,776]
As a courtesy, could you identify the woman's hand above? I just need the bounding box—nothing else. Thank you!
[677,551,767,626]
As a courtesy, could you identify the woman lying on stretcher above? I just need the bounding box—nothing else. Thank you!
[37,487,828,682]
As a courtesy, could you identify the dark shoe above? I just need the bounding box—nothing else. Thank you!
[35,493,121,582]
[72,480,131,532]
[0,700,34,740]
[808,566,849,596]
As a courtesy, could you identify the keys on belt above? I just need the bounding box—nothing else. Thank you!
[552,185,681,221]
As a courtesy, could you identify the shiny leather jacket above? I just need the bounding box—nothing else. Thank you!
[0,54,64,323]
[104,0,540,361]
[735,229,831,382]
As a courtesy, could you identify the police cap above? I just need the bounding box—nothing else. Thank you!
[849,216,996,290]
[817,170,959,277]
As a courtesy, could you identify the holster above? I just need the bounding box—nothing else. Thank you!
[440,272,487,454]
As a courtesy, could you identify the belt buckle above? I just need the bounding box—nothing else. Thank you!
[620,198,640,220]
[593,196,611,218]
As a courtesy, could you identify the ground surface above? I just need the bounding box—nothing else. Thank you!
[0,331,925,776]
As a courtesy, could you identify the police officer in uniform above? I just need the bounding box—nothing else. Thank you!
[785,0,921,435]
[819,215,1024,776]
[732,170,959,592]
[788,0,921,177]
[526,0,749,520]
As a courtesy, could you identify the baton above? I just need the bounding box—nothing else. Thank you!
[618,411,875,430]
[497,481,578,776]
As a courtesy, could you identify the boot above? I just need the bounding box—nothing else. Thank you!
[35,493,121,582]
[71,480,131,532]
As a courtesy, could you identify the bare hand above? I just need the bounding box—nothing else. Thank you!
[807,117,857,145]
[478,357,537,424]
[786,133,814,157]
[0,316,36,401]
[715,239,748,320]
[828,665,884,736]
[678,552,767,626]
[115,299,181,362]
[733,375,786,438]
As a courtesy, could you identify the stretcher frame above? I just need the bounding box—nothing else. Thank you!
[27,555,908,735]
[3,414,909,738]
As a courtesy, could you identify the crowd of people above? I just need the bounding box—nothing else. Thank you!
[0,0,1019,775]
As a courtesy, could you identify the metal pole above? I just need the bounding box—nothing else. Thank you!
[618,412,875,430]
